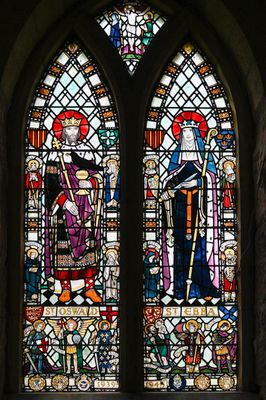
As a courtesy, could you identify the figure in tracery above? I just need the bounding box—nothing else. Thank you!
[114,3,149,54]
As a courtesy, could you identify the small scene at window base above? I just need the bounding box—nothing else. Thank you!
[143,42,238,392]
[96,1,166,74]
[23,41,120,392]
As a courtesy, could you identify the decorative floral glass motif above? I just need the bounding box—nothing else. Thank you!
[23,42,120,392]
[96,1,166,74]
[143,42,238,392]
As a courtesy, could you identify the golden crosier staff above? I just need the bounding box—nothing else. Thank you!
[186,128,218,301]
[52,137,81,225]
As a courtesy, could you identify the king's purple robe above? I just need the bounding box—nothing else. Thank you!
[44,151,102,284]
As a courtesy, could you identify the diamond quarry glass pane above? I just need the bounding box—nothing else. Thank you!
[23,41,120,392]
[96,1,166,75]
[143,42,238,392]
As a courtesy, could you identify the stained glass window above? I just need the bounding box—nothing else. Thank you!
[23,41,120,392]
[143,42,238,392]
[96,1,166,74]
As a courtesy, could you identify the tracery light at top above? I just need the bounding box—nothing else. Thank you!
[96,1,166,74]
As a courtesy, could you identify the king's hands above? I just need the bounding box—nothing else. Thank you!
[64,199,79,216]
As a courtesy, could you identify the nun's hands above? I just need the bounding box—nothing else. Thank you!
[179,178,197,189]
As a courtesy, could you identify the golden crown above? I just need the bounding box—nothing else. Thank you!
[62,117,82,127]
[180,120,199,129]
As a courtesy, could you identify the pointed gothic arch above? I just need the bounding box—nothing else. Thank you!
[143,40,239,391]
[22,38,122,391]
[2,0,260,398]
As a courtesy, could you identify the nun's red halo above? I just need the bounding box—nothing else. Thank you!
[172,111,208,142]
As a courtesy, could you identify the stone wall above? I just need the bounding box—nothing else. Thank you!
[254,97,266,398]
[0,0,266,397]
[0,92,7,396]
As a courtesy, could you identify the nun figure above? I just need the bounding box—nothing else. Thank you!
[161,112,219,301]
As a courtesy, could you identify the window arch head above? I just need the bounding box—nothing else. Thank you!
[23,40,120,392]
[143,41,238,392]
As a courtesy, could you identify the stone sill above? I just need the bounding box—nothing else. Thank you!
[3,392,260,400]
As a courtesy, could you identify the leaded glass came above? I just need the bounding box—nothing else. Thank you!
[23,42,120,392]
[143,42,238,392]
[96,1,166,74]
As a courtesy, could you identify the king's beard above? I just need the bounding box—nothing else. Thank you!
[66,135,78,145]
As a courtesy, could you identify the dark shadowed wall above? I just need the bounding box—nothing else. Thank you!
[1,0,266,398]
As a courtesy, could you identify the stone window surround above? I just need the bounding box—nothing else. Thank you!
[2,1,260,399]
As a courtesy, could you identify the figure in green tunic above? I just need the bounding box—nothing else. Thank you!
[141,12,154,48]
[146,319,170,368]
